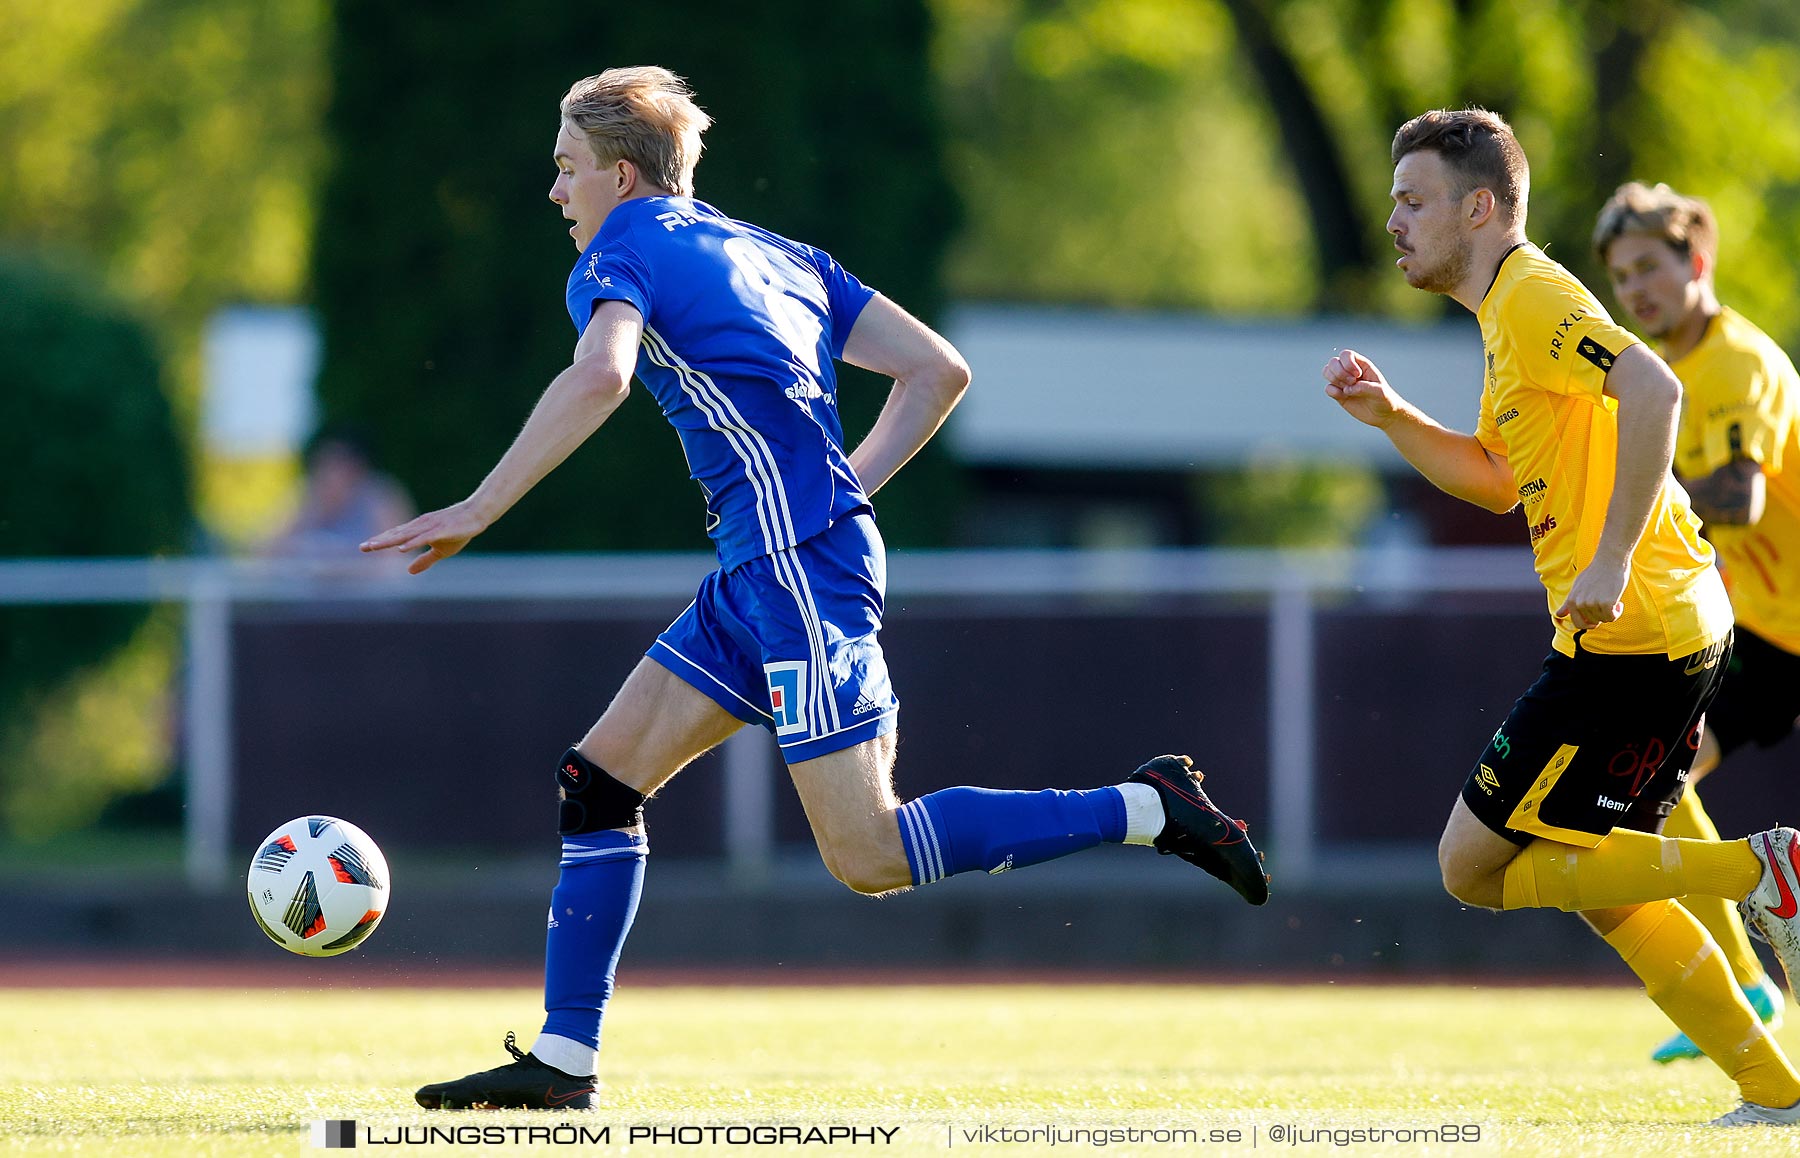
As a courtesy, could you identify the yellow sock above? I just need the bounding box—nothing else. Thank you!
[1603,900,1800,1108]
[1503,828,1762,913]
[1665,789,1770,988]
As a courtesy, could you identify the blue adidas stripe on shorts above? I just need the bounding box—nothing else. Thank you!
[649,510,898,763]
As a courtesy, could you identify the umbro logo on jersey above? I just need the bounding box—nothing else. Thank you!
[1577,338,1617,371]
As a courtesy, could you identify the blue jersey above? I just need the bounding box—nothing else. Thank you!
[565,196,878,570]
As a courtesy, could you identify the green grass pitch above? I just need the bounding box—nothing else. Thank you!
[7,983,1800,1155]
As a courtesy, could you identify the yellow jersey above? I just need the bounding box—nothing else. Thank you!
[1668,306,1800,654]
[1474,244,1731,658]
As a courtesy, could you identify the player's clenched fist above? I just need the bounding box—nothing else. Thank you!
[1554,556,1629,632]
[1322,349,1402,429]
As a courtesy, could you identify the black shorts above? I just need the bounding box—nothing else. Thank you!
[1707,626,1800,757]
[1462,633,1731,848]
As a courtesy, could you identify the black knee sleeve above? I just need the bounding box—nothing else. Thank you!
[556,747,646,835]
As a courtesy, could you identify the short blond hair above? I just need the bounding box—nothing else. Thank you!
[560,66,711,197]
[1592,181,1717,269]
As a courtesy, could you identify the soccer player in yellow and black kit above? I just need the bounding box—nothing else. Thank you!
[1594,181,1800,1065]
[1323,107,1800,1128]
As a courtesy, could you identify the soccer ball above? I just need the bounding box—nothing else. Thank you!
[247,816,390,957]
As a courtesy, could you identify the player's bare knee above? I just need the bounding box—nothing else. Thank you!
[819,842,910,896]
[1436,835,1461,894]
[836,867,906,897]
[831,857,910,897]
[1438,849,1500,909]
[1437,859,1477,905]
[1440,871,1484,908]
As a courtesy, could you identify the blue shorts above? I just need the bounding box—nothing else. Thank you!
[649,511,899,763]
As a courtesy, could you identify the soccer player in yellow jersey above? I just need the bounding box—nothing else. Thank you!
[1322,107,1800,1127]
[1594,181,1800,1064]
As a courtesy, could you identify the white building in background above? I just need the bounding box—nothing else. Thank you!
[939,305,1492,549]
[189,302,1493,549]
[199,301,1486,472]
[197,306,323,548]
[943,304,1485,469]
[201,306,320,459]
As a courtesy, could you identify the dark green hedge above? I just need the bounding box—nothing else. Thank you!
[312,1,962,553]
[0,253,191,740]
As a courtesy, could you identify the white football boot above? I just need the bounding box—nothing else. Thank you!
[1708,1098,1800,1127]
[1739,827,1800,998]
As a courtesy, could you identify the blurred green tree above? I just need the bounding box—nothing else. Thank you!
[0,256,191,836]
[1195,459,1383,547]
[932,0,1320,313]
[311,0,963,552]
[3,0,1800,561]
[932,0,1800,343]
[0,0,329,407]
[930,0,1800,545]
[0,0,321,834]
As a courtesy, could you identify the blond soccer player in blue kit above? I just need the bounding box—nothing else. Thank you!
[362,66,1269,1110]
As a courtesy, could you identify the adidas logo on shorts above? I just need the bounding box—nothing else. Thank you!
[851,693,882,716]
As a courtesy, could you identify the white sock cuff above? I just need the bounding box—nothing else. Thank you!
[531,1032,598,1078]
[1116,782,1164,846]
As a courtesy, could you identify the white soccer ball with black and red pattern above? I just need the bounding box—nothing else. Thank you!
[246,815,390,957]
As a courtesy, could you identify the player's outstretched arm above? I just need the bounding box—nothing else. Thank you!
[361,300,642,574]
[839,294,970,496]
[1556,342,1682,629]
[1322,349,1515,514]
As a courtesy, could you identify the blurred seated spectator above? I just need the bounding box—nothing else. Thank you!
[264,426,415,563]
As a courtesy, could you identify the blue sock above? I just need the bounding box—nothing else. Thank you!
[540,831,646,1055]
[896,787,1126,885]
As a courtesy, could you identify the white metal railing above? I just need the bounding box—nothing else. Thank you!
[0,547,1541,892]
